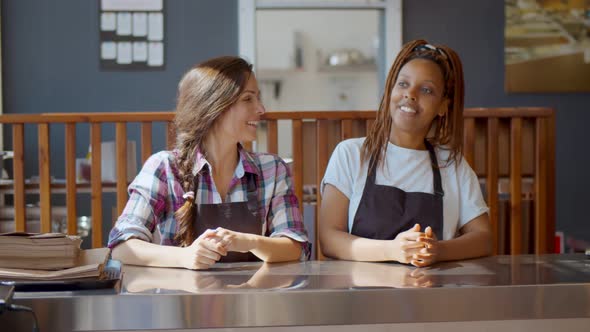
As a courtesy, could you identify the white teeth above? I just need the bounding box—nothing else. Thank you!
[247,121,258,126]
[400,106,416,114]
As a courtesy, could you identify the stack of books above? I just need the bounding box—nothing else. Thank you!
[0,232,110,281]
[0,232,82,270]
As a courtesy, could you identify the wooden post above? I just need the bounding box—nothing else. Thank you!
[65,123,77,235]
[486,118,499,254]
[316,120,329,260]
[534,117,547,254]
[141,122,152,164]
[91,123,103,248]
[341,120,353,141]
[12,124,26,232]
[510,118,522,255]
[463,118,476,167]
[267,120,278,154]
[116,122,128,217]
[292,119,303,209]
[38,124,52,233]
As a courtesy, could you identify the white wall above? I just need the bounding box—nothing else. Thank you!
[255,10,381,157]
[256,9,380,110]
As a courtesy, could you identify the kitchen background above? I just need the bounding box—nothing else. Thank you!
[2,0,590,249]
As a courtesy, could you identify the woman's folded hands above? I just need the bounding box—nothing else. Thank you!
[392,224,439,267]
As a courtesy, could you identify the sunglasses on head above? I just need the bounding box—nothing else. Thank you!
[413,44,449,60]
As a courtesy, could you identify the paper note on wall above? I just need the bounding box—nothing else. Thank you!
[148,42,163,66]
[132,13,147,37]
[117,12,132,35]
[101,0,163,11]
[101,42,117,60]
[101,13,116,31]
[116,42,132,64]
[148,13,163,41]
[133,42,148,62]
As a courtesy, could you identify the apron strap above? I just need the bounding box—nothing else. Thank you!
[245,173,259,215]
[361,154,379,198]
[424,140,444,197]
[364,141,444,197]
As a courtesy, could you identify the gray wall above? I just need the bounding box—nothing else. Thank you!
[2,0,237,140]
[2,0,589,245]
[3,0,237,117]
[1,0,238,243]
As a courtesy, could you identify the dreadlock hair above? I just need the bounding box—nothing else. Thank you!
[362,39,465,174]
[173,56,253,247]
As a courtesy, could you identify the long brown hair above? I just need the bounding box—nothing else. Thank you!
[173,56,253,246]
[362,39,465,174]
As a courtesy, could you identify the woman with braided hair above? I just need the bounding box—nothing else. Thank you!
[108,56,309,270]
[320,40,491,267]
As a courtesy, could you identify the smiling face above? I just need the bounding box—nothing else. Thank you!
[389,58,448,142]
[215,73,265,143]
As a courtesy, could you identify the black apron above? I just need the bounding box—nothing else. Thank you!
[351,141,444,240]
[193,171,262,262]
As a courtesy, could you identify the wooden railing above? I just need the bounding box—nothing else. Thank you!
[0,108,555,256]
[461,108,556,255]
[0,112,175,248]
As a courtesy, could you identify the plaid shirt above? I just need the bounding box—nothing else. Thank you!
[108,146,310,260]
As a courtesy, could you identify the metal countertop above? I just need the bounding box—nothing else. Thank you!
[9,254,590,330]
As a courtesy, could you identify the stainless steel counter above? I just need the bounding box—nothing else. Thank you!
[3,254,590,331]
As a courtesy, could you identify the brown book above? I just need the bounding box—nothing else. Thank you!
[0,257,79,270]
[0,232,82,246]
[0,248,110,281]
[0,232,83,269]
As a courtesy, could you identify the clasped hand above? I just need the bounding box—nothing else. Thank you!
[392,224,439,267]
[180,227,253,270]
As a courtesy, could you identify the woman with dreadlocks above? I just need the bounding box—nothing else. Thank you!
[319,40,491,267]
[108,56,309,270]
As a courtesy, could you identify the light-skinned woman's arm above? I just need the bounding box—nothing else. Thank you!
[211,228,302,263]
[112,229,228,270]
[205,156,307,263]
[319,184,426,262]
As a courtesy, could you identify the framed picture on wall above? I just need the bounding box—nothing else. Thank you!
[99,0,165,70]
[505,0,590,92]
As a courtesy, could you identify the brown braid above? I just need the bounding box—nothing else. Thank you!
[362,39,465,174]
[173,56,253,247]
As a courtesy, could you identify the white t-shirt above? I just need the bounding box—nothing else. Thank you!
[321,138,489,241]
